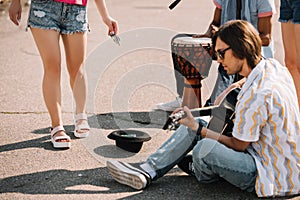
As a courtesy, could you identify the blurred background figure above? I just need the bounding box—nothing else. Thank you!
[279,0,300,110]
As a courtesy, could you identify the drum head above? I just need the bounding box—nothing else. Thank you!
[171,36,213,79]
[173,37,211,45]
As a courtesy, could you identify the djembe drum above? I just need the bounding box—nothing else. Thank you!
[172,37,213,108]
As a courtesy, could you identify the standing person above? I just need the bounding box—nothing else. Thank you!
[9,0,118,148]
[279,0,300,110]
[155,0,275,111]
[107,20,300,198]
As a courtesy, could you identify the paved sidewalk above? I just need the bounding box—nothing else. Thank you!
[0,0,299,199]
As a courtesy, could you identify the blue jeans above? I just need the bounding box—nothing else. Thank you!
[279,0,300,24]
[28,0,88,34]
[145,118,257,192]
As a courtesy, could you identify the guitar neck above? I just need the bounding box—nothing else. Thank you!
[189,83,241,117]
[189,105,219,116]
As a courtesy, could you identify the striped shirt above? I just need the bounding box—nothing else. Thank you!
[232,59,300,197]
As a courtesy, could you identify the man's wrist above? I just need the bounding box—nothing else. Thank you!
[190,121,199,132]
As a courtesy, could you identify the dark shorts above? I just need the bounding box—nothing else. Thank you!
[27,0,88,34]
[279,0,300,24]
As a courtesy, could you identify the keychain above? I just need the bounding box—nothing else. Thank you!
[110,31,120,46]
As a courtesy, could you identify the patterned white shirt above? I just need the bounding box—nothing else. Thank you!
[232,59,300,197]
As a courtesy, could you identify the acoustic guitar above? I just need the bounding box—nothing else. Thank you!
[163,87,239,137]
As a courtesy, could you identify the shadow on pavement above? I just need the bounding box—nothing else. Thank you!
[0,167,125,195]
[0,110,168,153]
[0,166,260,199]
[89,110,170,130]
[0,166,298,199]
[1,111,299,199]
[93,144,139,159]
[0,125,76,153]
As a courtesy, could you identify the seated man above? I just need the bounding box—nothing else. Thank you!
[107,20,300,198]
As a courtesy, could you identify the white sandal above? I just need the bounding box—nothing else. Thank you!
[51,125,71,148]
[74,113,90,138]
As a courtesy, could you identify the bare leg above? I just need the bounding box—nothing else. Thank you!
[281,22,300,109]
[31,28,69,141]
[61,33,88,134]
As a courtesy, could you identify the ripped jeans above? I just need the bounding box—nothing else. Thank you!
[27,0,88,34]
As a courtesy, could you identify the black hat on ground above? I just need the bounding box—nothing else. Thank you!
[107,129,151,153]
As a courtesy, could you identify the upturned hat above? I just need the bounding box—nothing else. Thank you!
[107,129,151,153]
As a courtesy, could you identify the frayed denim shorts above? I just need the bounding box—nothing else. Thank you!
[279,0,300,24]
[27,0,88,34]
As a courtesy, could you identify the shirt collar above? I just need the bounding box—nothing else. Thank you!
[238,59,266,99]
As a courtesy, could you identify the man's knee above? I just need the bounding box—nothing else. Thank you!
[192,138,220,162]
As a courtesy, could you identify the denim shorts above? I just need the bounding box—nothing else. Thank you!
[27,0,88,34]
[279,0,300,24]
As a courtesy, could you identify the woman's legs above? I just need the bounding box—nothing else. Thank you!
[61,33,88,134]
[281,22,300,109]
[31,28,69,141]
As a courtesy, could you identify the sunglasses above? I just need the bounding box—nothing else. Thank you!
[215,47,231,60]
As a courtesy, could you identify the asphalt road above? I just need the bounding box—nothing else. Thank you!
[0,0,299,199]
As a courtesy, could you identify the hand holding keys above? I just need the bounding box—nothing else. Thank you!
[110,31,120,46]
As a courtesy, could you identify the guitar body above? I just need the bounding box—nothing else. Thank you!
[204,106,234,137]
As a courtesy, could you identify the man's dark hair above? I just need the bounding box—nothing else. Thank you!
[212,20,262,69]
